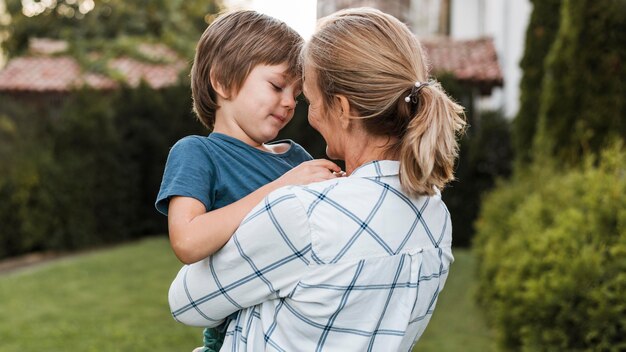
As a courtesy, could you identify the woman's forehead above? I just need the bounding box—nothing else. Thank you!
[302,64,316,84]
[302,71,315,95]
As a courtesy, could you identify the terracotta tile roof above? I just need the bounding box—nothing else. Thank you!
[108,57,186,89]
[0,57,121,92]
[0,38,501,94]
[421,36,503,94]
[0,45,187,93]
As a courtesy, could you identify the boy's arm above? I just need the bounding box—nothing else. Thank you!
[168,181,285,264]
[168,159,341,264]
[169,187,312,327]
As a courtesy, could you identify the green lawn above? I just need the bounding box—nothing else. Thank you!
[0,237,202,352]
[0,237,493,351]
[414,249,495,351]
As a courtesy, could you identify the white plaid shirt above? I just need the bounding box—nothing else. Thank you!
[169,160,453,351]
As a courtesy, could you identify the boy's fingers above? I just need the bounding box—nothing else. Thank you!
[310,159,342,172]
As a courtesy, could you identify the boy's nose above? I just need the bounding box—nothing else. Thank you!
[282,93,296,109]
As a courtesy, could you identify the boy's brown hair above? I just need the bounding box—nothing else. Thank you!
[191,10,304,130]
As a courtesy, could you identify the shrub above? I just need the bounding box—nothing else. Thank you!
[534,0,626,165]
[473,143,626,350]
[444,109,513,247]
[0,97,55,256]
[513,0,562,167]
[112,82,203,236]
[431,74,514,247]
[40,89,140,249]
[0,81,205,259]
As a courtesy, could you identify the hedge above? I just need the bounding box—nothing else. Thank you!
[0,82,205,259]
[473,143,626,351]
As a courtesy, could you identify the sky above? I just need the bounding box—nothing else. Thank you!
[223,0,318,39]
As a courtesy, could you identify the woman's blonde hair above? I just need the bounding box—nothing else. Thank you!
[191,10,303,130]
[303,7,466,196]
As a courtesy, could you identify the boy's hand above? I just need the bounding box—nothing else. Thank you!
[276,159,344,186]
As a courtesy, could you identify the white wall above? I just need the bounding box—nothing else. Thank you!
[410,0,441,36]
[450,0,532,118]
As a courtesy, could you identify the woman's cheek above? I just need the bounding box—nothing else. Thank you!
[307,106,322,130]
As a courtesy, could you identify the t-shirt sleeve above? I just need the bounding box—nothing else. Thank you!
[290,142,314,164]
[155,136,217,216]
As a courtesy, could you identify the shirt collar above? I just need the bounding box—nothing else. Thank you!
[350,160,400,178]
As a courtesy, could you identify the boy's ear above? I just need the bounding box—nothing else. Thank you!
[210,71,230,99]
[336,95,353,129]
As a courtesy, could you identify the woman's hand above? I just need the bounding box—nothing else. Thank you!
[275,159,344,187]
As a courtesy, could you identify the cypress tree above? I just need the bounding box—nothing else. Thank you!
[534,0,626,164]
[513,0,562,167]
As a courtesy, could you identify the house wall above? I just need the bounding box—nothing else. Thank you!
[409,0,442,35]
[317,0,412,25]
[318,0,531,119]
[450,0,531,118]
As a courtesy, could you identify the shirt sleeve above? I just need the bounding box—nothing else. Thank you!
[168,186,311,327]
[290,141,314,164]
[155,136,217,215]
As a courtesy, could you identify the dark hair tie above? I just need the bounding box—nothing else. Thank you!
[404,81,431,104]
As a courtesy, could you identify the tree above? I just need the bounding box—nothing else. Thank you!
[1,0,222,59]
[0,1,222,258]
[513,0,562,168]
[534,0,626,165]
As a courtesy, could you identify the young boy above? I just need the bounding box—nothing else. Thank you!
[155,10,340,352]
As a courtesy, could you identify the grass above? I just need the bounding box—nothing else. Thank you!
[0,237,202,352]
[0,237,493,351]
[414,249,495,352]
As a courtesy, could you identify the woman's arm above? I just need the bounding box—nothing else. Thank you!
[168,186,312,326]
[168,159,341,264]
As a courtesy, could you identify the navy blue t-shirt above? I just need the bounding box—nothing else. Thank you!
[155,133,312,215]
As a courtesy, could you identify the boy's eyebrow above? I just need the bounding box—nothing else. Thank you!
[267,72,286,80]
[286,74,302,86]
[268,72,296,84]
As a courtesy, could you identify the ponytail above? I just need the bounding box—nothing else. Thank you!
[399,81,466,196]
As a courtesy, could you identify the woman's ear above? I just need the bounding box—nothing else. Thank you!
[336,95,353,129]
[210,71,230,100]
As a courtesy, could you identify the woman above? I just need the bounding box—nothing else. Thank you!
[168,7,465,351]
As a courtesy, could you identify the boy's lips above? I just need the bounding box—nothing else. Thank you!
[271,114,287,123]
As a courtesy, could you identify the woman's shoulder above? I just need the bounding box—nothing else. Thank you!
[292,175,447,215]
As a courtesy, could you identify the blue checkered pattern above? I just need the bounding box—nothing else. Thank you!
[169,160,454,351]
